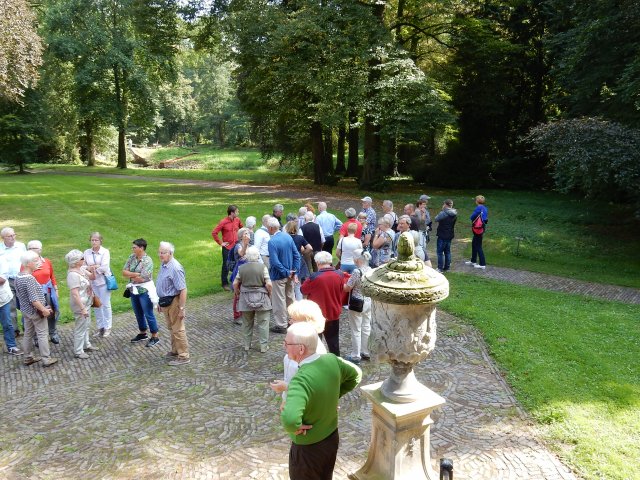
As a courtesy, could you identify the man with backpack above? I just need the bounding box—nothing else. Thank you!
[465,195,489,269]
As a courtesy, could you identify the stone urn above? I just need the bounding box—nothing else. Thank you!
[350,231,449,480]
[363,231,449,403]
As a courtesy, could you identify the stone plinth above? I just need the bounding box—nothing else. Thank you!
[349,382,446,480]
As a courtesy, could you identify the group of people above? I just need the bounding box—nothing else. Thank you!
[0,228,190,368]
[1,192,488,480]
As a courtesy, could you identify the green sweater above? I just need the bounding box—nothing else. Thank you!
[281,353,362,445]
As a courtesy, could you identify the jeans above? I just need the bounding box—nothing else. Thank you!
[436,238,452,271]
[471,233,486,266]
[221,247,231,287]
[0,302,17,349]
[130,292,158,334]
[340,263,356,274]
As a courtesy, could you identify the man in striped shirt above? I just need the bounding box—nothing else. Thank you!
[156,242,189,366]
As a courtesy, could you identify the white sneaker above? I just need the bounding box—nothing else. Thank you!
[464,261,476,266]
[102,328,112,337]
[474,264,486,270]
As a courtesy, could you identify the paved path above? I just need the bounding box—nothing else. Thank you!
[0,294,576,480]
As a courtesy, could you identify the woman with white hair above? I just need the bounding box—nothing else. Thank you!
[269,299,327,409]
[343,249,372,364]
[26,240,61,344]
[66,249,98,360]
[83,232,113,337]
[370,216,394,267]
[230,227,252,325]
[245,216,257,245]
[15,250,58,367]
[233,246,272,353]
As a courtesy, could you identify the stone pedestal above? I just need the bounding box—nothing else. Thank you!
[349,382,446,480]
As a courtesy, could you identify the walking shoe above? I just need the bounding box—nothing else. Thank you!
[146,337,160,348]
[84,346,100,352]
[464,261,476,266]
[102,328,112,337]
[233,318,242,325]
[75,352,89,359]
[473,264,486,270]
[50,334,60,345]
[7,346,23,356]
[43,357,58,367]
[344,355,361,364]
[436,268,444,273]
[360,353,371,361]
[222,285,232,292]
[131,333,149,343]
[260,345,269,353]
[269,326,287,334]
[92,328,104,338]
[165,351,178,358]
[24,356,41,366]
[168,358,191,366]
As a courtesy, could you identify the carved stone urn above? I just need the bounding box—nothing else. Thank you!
[350,231,449,480]
[363,231,449,402]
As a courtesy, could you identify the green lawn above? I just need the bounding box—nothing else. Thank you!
[442,273,640,480]
[142,145,269,170]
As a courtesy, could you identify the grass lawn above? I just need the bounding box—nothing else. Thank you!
[442,273,640,480]
[142,145,269,170]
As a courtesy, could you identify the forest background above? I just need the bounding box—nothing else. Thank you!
[1,0,639,210]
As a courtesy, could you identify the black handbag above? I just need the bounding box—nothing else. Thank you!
[348,294,364,312]
[123,288,131,298]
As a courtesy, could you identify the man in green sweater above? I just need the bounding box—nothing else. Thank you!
[280,321,362,479]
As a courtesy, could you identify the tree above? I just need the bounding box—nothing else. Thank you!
[46,0,180,168]
[0,0,43,103]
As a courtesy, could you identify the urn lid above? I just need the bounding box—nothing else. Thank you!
[362,232,449,304]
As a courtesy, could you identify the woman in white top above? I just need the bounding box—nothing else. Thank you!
[84,232,113,337]
[336,222,363,274]
[269,299,327,409]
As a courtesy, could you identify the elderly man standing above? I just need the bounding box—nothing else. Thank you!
[281,321,362,480]
[301,211,324,271]
[316,202,342,254]
[0,227,27,337]
[301,251,345,356]
[156,241,190,366]
[254,214,272,267]
[0,256,22,355]
[212,205,243,292]
[268,218,300,334]
[360,196,377,236]
[273,204,285,227]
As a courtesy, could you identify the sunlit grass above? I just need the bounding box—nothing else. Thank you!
[442,273,640,480]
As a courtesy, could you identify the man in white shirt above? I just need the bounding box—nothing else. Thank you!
[0,227,27,336]
[315,202,342,255]
[253,214,272,267]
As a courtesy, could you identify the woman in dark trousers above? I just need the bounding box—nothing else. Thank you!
[465,195,489,269]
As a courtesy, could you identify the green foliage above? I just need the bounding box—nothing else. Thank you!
[0,114,37,171]
[443,273,640,479]
[524,117,640,214]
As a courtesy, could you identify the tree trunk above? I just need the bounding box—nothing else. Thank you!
[114,65,127,169]
[347,110,359,176]
[335,124,346,174]
[323,127,334,174]
[360,2,385,188]
[311,121,325,184]
[81,119,96,166]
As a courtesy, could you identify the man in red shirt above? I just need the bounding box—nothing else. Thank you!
[300,251,347,356]
[212,205,243,291]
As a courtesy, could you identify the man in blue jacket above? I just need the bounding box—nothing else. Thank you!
[267,218,301,334]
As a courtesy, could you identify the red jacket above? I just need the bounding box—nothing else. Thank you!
[212,216,243,250]
[339,218,363,238]
[301,267,349,322]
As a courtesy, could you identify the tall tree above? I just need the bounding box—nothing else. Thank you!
[0,0,43,103]
[46,0,180,168]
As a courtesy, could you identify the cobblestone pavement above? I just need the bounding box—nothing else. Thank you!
[0,293,576,480]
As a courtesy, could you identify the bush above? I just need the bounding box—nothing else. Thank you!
[524,117,640,214]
